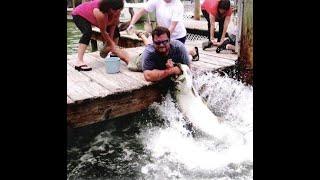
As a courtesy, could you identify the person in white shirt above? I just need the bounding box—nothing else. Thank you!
[127,0,187,44]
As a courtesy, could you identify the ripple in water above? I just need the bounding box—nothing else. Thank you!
[67,72,253,180]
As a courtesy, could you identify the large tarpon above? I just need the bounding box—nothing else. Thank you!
[173,64,244,145]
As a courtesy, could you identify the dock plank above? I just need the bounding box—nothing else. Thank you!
[87,53,152,86]
[67,81,93,102]
[199,54,235,67]
[67,63,111,103]
[191,61,222,72]
[78,54,147,92]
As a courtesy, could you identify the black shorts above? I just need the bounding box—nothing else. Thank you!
[72,15,120,45]
[176,36,187,44]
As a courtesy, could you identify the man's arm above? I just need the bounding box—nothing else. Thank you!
[143,67,181,82]
[128,9,148,29]
[168,21,178,35]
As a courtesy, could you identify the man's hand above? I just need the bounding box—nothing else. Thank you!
[126,24,135,34]
[166,59,182,75]
[165,59,174,68]
[170,66,182,75]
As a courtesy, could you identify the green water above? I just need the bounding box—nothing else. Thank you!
[67,21,84,55]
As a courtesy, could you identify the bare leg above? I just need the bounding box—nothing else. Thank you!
[76,43,88,66]
[135,31,152,45]
[102,46,132,65]
[188,47,199,61]
[188,48,194,62]
[189,48,196,57]
[226,44,235,51]
[112,47,131,64]
[140,34,152,45]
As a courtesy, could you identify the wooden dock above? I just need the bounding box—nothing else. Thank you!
[67,40,237,128]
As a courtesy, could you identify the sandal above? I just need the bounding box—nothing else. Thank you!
[192,47,199,61]
[202,41,213,50]
[75,65,92,71]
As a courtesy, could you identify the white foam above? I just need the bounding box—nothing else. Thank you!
[139,73,253,178]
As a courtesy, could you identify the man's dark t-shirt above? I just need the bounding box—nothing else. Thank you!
[141,40,190,71]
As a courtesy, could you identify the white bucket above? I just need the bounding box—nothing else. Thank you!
[105,56,120,74]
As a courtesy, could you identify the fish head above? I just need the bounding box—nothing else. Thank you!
[173,64,194,93]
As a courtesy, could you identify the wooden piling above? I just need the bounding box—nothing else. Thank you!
[194,0,201,20]
[237,0,253,85]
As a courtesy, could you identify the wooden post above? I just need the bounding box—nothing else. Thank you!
[237,0,253,85]
[72,0,75,8]
[194,0,201,20]
[235,0,242,55]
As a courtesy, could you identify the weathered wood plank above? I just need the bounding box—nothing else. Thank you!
[67,53,100,70]
[67,80,93,103]
[183,19,210,31]
[67,63,111,103]
[199,53,235,67]
[80,54,147,92]
[67,54,77,61]
[67,76,111,98]
[191,61,222,72]
[119,65,151,86]
[86,53,152,86]
[124,46,145,54]
[199,49,237,60]
[67,63,93,102]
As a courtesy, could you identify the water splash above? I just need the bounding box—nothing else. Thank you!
[136,72,253,179]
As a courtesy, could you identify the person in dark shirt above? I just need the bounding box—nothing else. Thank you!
[107,26,191,82]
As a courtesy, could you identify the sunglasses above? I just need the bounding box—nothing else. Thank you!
[153,39,169,46]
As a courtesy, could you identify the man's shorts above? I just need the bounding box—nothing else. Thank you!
[127,53,143,72]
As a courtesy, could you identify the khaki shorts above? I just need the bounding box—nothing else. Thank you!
[127,53,143,72]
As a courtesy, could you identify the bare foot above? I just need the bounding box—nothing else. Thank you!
[226,44,235,51]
